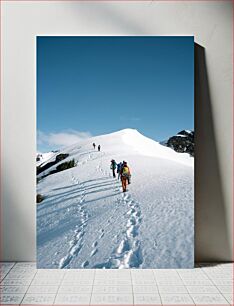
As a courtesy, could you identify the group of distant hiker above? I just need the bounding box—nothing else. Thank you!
[110,160,131,193]
[92,142,131,192]
[93,143,101,151]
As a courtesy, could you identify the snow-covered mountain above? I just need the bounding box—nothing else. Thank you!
[37,129,194,269]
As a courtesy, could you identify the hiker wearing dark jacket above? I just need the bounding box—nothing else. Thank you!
[117,162,123,180]
[110,160,117,178]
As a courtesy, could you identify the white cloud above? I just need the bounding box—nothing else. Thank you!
[37,130,92,148]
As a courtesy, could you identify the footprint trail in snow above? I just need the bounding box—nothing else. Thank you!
[59,177,89,269]
[93,192,143,269]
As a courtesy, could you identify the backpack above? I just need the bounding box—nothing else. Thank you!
[122,166,130,177]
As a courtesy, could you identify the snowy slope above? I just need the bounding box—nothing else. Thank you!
[37,129,194,269]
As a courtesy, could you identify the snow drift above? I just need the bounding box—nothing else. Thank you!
[37,129,194,269]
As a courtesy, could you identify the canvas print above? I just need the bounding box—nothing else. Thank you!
[37,36,194,269]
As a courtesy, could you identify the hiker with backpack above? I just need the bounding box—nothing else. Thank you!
[120,161,131,193]
[93,143,96,149]
[110,159,117,178]
[117,161,123,180]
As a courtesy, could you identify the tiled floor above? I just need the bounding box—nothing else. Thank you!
[0,262,233,305]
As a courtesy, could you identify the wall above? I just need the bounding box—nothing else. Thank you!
[1,1,233,261]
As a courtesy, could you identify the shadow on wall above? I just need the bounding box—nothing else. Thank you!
[195,43,231,261]
[2,164,36,261]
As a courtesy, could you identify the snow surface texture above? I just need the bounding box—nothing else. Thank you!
[37,129,194,269]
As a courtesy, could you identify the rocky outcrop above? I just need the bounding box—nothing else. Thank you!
[165,130,194,157]
[37,153,69,175]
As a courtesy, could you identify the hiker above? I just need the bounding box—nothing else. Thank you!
[98,145,101,152]
[93,143,96,149]
[110,159,117,178]
[120,161,131,193]
[117,161,123,180]
[121,160,131,184]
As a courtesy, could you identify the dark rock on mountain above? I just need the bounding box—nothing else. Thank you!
[37,153,69,175]
[163,130,194,157]
[36,154,43,162]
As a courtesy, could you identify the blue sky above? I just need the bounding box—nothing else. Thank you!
[37,36,194,152]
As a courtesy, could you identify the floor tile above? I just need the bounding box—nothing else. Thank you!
[222,293,233,304]
[92,285,132,294]
[93,278,132,285]
[27,285,59,294]
[0,285,28,294]
[33,275,63,281]
[95,269,130,275]
[94,276,132,281]
[154,273,179,279]
[58,285,92,294]
[155,275,181,280]
[63,273,93,280]
[207,273,232,279]
[156,279,184,285]
[95,275,131,281]
[177,269,203,273]
[0,294,24,305]
[134,294,161,305]
[31,278,61,286]
[132,271,154,277]
[0,261,232,306]
[181,278,213,285]
[21,293,55,305]
[160,294,195,305]
[212,279,233,285]
[55,294,91,305]
[132,277,155,282]
[216,285,233,293]
[11,266,35,272]
[91,294,133,305]
[62,278,93,285]
[0,272,10,279]
[190,293,229,305]
[0,278,32,286]
[4,272,35,280]
[132,278,156,285]
[158,285,188,294]
[186,285,219,293]
[178,274,209,280]
[66,268,95,273]
[133,285,158,294]
[154,269,178,274]
[0,266,14,274]
[36,269,64,274]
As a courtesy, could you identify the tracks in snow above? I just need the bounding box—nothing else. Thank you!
[117,193,143,268]
[59,156,143,269]
[93,192,143,269]
[58,176,89,269]
[87,196,122,263]
[78,150,105,166]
